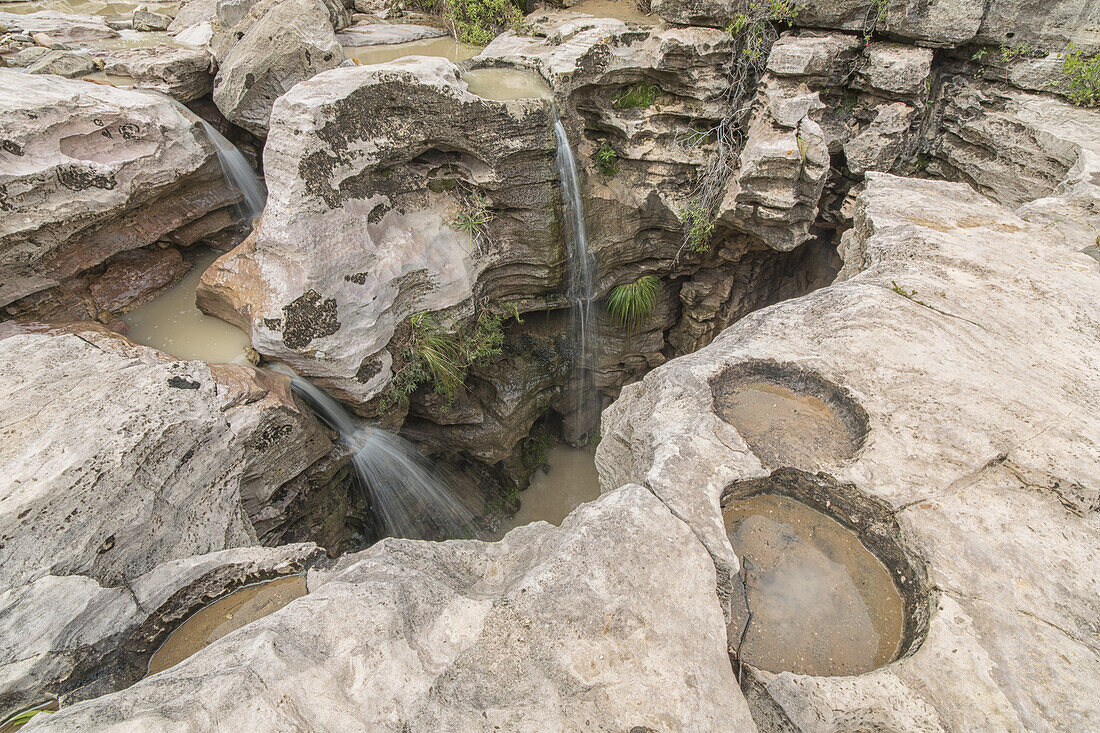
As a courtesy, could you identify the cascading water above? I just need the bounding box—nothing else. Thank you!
[552,111,600,436]
[198,120,267,223]
[288,376,475,540]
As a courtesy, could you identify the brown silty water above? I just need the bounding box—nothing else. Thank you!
[492,445,601,538]
[342,37,481,66]
[121,247,253,364]
[463,68,552,101]
[561,0,656,23]
[148,575,307,675]
[717,380,860,470]
[725,494,905,676]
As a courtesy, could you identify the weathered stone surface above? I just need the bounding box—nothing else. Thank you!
[651,0,1100,50]
[86,43,214,101]
[211,0,345,135]
[853,42,933,101]
[30,486,756,731]
[132,9,172,31]
[336,21,446,46]
[25,49,97,77]
[928,77,1098,210]
[600,170,1100,730]
[0,543,322,715]
[716,78,830,252]
[0,11,119,44]
[0,70,237,307]
[843,101,915,175]
[0,326,341,713]
[198,57,557,405]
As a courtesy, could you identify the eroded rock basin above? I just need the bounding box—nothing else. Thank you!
[726,494,904,677]
[148,575,307,675]
[713,362,868,470]
[342,37,481,66]
[121,248,252,364]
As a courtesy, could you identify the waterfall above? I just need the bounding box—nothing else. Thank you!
[198,120,267,223]
[288,376,475,540]
[552,111,600,436]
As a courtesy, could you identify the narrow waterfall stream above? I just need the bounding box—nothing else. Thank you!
[552,112,600,437]
[288,376,475,540]
[198,120,267,222]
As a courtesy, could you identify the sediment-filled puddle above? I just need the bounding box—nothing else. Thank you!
[715,378,863,469]
[148,575,306,675]
[343,37,481,66]
[121,247,252,364]
[0,0,175,15]
[564,0,656,23]
[463,68,552,101]
[496,445,600,536]
[725,494,904,676]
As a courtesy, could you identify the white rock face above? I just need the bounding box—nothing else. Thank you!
[198,57,558,405]
[211,0,345,135]
[27,485,757,731]
[600,165,1100,729]
[0,11,119,43]
[0,326,337,712]
[0,70,237,307]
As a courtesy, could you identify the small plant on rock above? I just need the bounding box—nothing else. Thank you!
[384,308,510,410]
[606,275,660,332]
[453,190,494,244]
[678,199,716,253]
[1061,44,1100,107]
[594,144,620,176]
[613,81,658,110]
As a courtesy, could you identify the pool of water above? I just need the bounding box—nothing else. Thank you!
[343,37,481,66]
[725,494,904,676]
[496,445,600,536]
[716,379,861,470]
[463,68,552,101]
[148,575,306,675]
[564,0,656,23]
[121,247,252,364]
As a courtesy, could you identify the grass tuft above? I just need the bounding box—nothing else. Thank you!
[606,275,660,332]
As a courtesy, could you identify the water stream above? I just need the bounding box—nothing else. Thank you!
[552,112,600,436]
[288,376,475,540]
[198,120,266,223]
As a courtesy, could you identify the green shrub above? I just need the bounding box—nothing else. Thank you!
[1062,44,1100,107]
[447,0,522,45]
[606,275,660,332]
[594,144,619,176]
[384,309,509,409]
[678,199,716,252]
[613,82,658,110]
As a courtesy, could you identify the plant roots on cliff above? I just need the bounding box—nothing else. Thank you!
[606,275,660,332]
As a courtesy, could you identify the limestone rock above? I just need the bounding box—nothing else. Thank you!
[600,169,1100,729]
[0,325,344,712]
[716,78,830,251]
[336,21,446,46]
[132,9,172,31]
[0,70,238,307]
[211,0,344,135]
[24,49,98,78]
[928,77,1099,210]
[853,42,933,101]
[0,11,119,44]
[198,57,558,405]
[0,544,323,715]
[86,44,214,101]
[29,486,756,731]
[843,101,915,175]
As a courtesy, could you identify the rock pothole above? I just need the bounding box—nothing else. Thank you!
[711,360,869,470]
[722,470,929,677]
